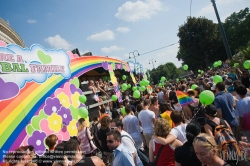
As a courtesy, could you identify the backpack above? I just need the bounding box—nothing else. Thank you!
[121,135,149,166]
[214,119,242,160]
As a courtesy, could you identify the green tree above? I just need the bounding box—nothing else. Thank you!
[149,62,184,83]
[177,17,226,71]
[223,7,250,55]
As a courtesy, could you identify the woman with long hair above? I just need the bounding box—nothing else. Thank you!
[77,118,97,157]
[175,122,202,166]
[149,118,182,166]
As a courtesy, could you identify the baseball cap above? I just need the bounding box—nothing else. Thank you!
[204,104,217,117]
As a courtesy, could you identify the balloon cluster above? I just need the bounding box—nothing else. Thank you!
[213,60,222,68]
[78,95,88,118]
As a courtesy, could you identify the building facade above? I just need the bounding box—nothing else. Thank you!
[0,17,25,47]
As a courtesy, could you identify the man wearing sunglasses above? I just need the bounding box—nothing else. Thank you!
[106,130,135,166]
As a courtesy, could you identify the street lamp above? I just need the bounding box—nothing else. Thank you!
[129,50,140,63]
[129,50,140,80]
[149,59,156,69]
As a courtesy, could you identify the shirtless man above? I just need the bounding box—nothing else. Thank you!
[148,97,159,117]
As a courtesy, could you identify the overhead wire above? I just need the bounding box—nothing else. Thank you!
[122,42,179,61]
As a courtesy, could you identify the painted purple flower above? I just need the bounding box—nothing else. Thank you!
[57,107,72,126]
[102,61,108,70]
[44,97,62,115]
[70,84,82,95]
[0,78,20,101]
[28,131,46,156]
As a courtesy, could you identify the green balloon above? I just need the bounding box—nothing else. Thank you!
[161,76,166,82]
[78,107,88,118]
[176,78,179,81]
[198,70,201,73]
[121,107,126,115]
[141,79,147,86]
[133,90,140,98]
[139,81,144,86]
[191,84,198,90]
[198,74,200,77]
[145,80,150,86]
[140,86,146,92]
[213,75,223,84]
[112,95,118,101]
[122,83,128,90]
[127,84,131,88]
[218,60,222,66]
[199,90,215,105]
[234,63,239,68]
[243,60,250,69]
[132,87,137,91]
[103,76,108,81]
[122,75,127,80]
[79,95,87,103]
[183,64,188,70]
[213,62,218,68]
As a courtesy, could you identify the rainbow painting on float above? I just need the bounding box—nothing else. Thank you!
[0,40,134,162]
[176,90,195,107]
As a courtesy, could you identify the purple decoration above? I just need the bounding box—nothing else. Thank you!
[44,97,62,115]
[0,78,20,100]
[27,131,46,155]
[114,86,119,93]
[102,61,109,70]
[70,84,82,95]
[57,107,72,126]
[79,103,86,107]
[118,96,123,102]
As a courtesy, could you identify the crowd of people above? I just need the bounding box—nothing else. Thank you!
[2,64,250,166]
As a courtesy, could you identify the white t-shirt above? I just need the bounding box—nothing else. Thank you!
[170,124,187,143]
[138,110,155,134]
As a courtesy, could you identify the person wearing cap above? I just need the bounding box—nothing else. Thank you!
[224,77,234,93]
[204,104,231,137]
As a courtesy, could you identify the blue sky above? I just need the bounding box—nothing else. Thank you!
[0,0,249,70]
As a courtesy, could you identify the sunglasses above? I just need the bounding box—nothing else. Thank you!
[110,127,117,130]
[195,136,214,147]
[107,140,114,144]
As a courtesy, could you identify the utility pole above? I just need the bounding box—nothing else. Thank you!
[211,0,232,59]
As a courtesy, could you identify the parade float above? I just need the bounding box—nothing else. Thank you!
[0,40,138,161]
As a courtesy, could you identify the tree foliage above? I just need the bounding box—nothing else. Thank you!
[149,62,185,84]
[177,17,223,71]
[176,7,250,71]
[224,7,250,54]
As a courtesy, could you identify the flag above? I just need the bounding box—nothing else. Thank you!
[176,90,195,107]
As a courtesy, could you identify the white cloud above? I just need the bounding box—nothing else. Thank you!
[101,45,124,53]
[115,0,164,22]
[27,19,37,24]
[45,35,73,50]
[117,27,130,33]
[86,30,115,41]
[199,0,241,16]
